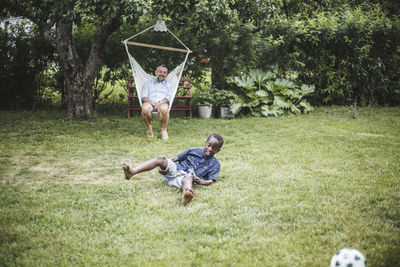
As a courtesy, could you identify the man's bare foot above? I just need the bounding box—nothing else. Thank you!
[161,130,168,140]
[122,163,135,180]
[181,188,194,204]
[147,129,154,138]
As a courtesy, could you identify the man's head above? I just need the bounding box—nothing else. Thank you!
[204,133,224,157]
[155,64,168,82]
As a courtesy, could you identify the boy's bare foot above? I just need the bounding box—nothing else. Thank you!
[181,188,194,204]
[161,129,168,140]
[122,163,135,180]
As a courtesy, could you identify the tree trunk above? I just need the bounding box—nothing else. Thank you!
[352,99,357,119]
[56,69,66,107]
[66,73,93,119]
[56,17,92,119]
[211,61,227,90]
[55,8,122,119]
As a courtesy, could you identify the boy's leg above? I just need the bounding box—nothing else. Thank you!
[123,156,168,180]
[181,174,194,204]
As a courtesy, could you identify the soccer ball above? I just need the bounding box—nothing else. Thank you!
[330,248,366,267]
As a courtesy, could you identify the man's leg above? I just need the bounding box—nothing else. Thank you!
[181,174,194,204]
[141,102,154,138]
[123,156,168,180]
[158,103,170,140]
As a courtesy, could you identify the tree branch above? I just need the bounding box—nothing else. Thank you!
[84,5,124,81]
[41,18,57,47]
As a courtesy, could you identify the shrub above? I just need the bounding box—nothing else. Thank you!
[227,69,314,117]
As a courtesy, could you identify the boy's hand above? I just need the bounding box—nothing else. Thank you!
[171,157,179,162]
[193,176,202,184]
[194,176,214,186]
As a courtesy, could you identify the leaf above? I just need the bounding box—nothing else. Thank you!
[265,81,275,93]
[247,98,261,107]
[248,69,274,83]
[290,104,301,114]
[300,84,315,96]
[253,90,272,104]
[255,90,268,97]
[230,103,242,115]
[228,75,255,90]
[274,79,295,89]
[273,96,292,108]
[261,105,283,117]
[280,88,300,98]
[299,99,314,114]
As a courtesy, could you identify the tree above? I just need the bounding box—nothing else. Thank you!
[2,0,145,119]
[257,3,400,106]
[0,18,54,109]
[148,0,273,90]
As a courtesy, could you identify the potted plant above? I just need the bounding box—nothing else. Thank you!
[196,90,214,118]
[213,89,238,118]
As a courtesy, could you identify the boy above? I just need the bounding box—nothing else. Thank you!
[122,133,224,204]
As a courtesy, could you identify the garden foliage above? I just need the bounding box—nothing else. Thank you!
[0,20,55,109]
[227,69,314,117]
[2,1,400,113]
[257,7,400,106]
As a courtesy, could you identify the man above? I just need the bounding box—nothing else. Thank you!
[141,65,172,140]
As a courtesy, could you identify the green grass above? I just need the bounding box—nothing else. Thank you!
[0,106,399,266]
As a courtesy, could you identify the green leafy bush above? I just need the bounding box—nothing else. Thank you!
[196,90,215,106]
[213,90,239,107]
[257,8,400,106]
[0,20,55,109]
[227,69,314,117]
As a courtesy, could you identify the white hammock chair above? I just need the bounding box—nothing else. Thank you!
[122,20,191,111]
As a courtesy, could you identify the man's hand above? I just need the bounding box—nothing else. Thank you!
[153,102,159,111]
[154,99,168,112]
[171,157,179,162]
[142,98,157,112]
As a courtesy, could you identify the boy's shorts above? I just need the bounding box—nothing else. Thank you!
[161,158,191,188]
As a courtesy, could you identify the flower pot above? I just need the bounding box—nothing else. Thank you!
[218,106,235,119]
[198,105,212,118]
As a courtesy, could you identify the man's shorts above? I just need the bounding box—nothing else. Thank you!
[161,158,191,188]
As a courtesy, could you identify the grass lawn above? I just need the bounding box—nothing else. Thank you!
[0,106,399,266]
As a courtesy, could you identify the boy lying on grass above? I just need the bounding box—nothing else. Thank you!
[123,133,224,204]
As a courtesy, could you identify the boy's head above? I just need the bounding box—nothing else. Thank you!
[204,133,224,157]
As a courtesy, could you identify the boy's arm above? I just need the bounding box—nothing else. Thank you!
[201,161,220,183]
[175,148,191,161]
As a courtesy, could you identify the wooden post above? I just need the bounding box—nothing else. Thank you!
[122,41,191,53]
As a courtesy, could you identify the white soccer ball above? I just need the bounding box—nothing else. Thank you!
[330,248,366,267]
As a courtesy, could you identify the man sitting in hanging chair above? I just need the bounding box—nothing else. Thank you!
[140,64,172,140]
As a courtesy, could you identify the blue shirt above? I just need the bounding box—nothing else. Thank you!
[141,78,172,103]
[176,148,221,181]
